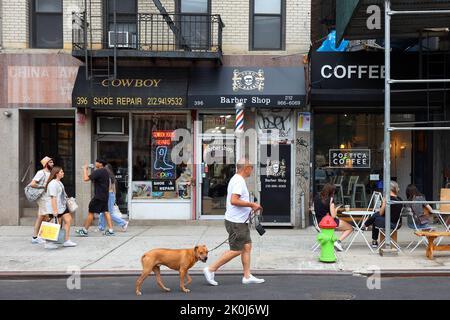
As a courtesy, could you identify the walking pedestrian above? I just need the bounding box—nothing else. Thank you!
[44,166,77,249]
[203,158,265,286]
[76,159,115,236]
[30,156,54,244]
[98,163,128,232]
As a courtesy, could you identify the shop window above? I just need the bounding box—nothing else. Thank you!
[201,114,234,134]
[31,0,63,48]
[314,113,385,204]
[177,0,211,50]
[132,114,191,200]
[104,0,137,48]
[250,0,285,51]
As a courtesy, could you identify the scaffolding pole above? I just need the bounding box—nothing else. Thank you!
[389,127,450,131]
[382,0,393,254]
[382,0,450,256]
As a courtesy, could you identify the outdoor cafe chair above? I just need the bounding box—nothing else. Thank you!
[311,206,321,252]
[375,213,403,252]
[405,207,435,253]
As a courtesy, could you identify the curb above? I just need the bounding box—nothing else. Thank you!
[2,269,450,279]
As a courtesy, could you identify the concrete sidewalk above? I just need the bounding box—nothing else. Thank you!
[1,224,450,276]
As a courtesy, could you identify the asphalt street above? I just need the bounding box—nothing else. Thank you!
[1,274,450,300]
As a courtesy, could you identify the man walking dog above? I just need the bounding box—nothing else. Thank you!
[203,158,264,285]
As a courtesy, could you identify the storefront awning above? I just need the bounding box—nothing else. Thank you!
[72,67,188,109]
[311,51,450,110]
[188,67,306,109]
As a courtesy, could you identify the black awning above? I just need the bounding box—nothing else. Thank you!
[72,67,188,109]
[188,67,306,109]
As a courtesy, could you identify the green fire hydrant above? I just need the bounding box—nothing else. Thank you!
[316,214,338,263]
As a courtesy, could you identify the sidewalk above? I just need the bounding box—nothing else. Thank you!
[1,224,450,276]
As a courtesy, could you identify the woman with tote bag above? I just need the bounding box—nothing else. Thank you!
[44,167,77,249]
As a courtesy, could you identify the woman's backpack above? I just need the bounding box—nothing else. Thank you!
[409,195,430,225]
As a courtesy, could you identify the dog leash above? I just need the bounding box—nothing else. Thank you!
[209,211,259,253]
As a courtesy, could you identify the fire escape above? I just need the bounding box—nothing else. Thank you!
[72,0,224,80]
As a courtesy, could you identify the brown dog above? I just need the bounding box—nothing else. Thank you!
[135,245,209,295]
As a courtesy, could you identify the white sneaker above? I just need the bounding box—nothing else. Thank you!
[203,267,218,286]
[31,237,46,244]
[242,274,265,284]
[334,240,344,252]
[63,240,77,247]
[122,221,129,232]
[44,242,58,250]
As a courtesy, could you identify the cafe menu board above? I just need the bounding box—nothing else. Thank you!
[259,144,291,223]
[151,130,176,180]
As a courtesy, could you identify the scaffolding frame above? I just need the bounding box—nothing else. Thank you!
[382,0,450,254]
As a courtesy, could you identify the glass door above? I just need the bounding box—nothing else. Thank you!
[97,139,129,214]
[198,114,235,217]
[35,119,75,196]
[200,137,236,216]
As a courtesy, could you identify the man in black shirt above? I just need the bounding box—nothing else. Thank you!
[76,159,115,236]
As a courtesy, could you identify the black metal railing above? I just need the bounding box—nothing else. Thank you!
[72,12,224,55]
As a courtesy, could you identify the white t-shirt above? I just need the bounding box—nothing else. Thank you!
[33,169,50,203]
[46,180,67,214]
[33,169,50,188]
[225,174,251,223]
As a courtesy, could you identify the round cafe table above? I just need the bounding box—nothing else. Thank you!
[339,210,376,253]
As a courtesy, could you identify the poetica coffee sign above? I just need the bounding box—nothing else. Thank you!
[329,149,371,169]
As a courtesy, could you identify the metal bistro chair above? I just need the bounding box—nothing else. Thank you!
[360,191,383,228]
[367,191,383,213]
[375,208,404,252]
[343,176,359,208]
[354,182,367,208]
[405,207,435,253]
[334,176,345,205]
[311,206,322,252]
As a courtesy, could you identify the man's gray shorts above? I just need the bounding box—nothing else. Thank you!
[225,219,252,251]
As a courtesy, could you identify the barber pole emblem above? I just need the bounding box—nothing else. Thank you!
[235,108,244,133]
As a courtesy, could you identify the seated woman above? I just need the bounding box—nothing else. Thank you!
[313,183,353,252]
[405,184,434,229]
[361,181,403,248]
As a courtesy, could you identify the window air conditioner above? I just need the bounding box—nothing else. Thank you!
[97,117,125,135]
[108,31,137,48]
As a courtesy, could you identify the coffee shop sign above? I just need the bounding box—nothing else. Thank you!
[329,149,371,169]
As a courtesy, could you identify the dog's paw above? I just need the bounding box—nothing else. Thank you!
[163,287,171,292]
[136,291,142,296]
[183,288,191,293]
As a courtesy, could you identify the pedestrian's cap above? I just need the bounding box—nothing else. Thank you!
[40,156,53,168]
[319,214,337,229]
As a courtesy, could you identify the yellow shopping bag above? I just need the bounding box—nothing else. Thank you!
[38,218,61,242]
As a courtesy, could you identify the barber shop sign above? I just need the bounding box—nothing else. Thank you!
[329,149,371,169]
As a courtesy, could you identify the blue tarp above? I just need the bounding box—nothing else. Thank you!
[317,30,349,52]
